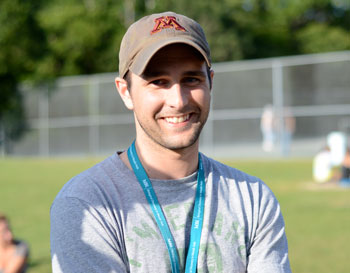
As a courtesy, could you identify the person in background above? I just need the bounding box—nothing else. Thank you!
[0,213,29,273]
[312,146,334,183]
[281,107,296,156]
[260,104,276,152]
[340,147,350,187]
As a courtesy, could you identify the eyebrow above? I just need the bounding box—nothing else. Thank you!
[142,70,207,80]
[183,71,207,78]
[142,70,167,80]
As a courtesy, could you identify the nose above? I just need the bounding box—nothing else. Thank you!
[166,83,189,109]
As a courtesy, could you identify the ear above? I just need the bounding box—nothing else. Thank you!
[115,77,134,110]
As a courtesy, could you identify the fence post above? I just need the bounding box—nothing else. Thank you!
[39,85,50,156]
[272,59,286,156]
[89,77,100,155]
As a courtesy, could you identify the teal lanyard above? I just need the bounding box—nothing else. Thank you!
[127,141,206,273]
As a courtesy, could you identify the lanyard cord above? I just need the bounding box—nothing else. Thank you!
[127,141,205,273]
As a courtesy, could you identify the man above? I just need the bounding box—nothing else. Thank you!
[51,12,291,273]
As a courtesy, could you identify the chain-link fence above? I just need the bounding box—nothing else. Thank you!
[3,51,350,158]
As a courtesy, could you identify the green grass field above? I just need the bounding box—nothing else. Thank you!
[0,157,349,273]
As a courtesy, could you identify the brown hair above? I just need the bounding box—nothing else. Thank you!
[0,212,8,222]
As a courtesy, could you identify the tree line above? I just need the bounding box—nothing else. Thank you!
[0,0,349,152]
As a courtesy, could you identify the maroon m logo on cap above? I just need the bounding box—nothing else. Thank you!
[151,16,186,34]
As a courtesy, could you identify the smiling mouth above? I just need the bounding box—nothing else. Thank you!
[164,114,191,124]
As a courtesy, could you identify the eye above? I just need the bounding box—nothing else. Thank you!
[150,79,168,87]
[183,77,201,85]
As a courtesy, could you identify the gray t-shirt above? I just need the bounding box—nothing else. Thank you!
[16,240,29,273]
[50,152,291,273]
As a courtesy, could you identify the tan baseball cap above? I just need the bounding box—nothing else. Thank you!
[118,11,211,79]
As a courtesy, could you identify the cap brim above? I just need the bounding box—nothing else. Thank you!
[129,38,211,76]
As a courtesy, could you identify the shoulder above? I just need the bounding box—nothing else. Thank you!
[201,153,276,200]
[201,153,262,184]
[13,240,29,257]
[52,153,131,207]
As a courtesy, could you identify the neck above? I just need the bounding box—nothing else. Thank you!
[121,139,199,180]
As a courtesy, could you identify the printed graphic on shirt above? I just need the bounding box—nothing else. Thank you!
[132,221,160,239]
[197,243,223,272]
[128,203,246,272]
[163,203,192,231]
[212,212,246,259]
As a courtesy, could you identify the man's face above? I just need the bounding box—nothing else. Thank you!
[127,44,212,151]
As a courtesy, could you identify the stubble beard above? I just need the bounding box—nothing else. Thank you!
[135,112,209,152]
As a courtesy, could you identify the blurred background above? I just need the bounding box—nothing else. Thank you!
[1,0,349,158]
[0,0,349,272]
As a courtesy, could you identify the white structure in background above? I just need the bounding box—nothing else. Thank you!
[327,131,347,166]
[312,146,333,183]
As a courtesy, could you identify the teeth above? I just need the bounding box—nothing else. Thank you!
[165,114,190,124]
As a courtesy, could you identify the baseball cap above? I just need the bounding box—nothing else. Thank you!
[118,11,211,79]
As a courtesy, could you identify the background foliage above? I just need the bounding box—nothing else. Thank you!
[0,0,349,148]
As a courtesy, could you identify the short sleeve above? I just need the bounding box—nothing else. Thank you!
[246,183,291,273]
[14,241,29,257]
[50,197,128,273]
